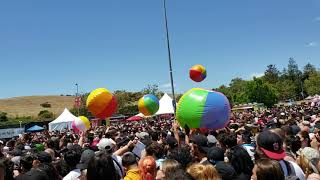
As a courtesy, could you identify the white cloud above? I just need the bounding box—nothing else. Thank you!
[307,42,318,47]
[250,72,264,79]
[159,82,177,92]
[160,83,172,88]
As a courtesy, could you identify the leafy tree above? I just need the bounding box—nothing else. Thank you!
[229,78,248,103]
[38,110,54,119]
[141,84,160,97]
[245,78,277,107]
[302,63,317,80]
[274,80,296,101]
[118,105,138,115]
[263,64,280,84]
[304,72,320,95]
[0,112,8,122]
[287,58,302,81]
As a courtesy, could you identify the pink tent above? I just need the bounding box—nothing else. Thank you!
[126,115,143,121]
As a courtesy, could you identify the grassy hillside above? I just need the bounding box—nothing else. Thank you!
[0,96,75,118]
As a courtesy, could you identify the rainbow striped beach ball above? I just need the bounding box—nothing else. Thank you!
[176,88,231,129]
[138,94,160,116]
[86,88,117,119]
[189,64,207,82]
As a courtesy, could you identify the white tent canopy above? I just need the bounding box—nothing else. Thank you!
[49,108,77,131]
[132,93,176,118]
[155,93,176,115]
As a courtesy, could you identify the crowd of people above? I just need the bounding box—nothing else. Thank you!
[1,103,320,180]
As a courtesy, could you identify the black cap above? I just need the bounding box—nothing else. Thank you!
[215,162,237,180]
[76,149,95,170]
[191,134,209,154]
[21,169,49,180]
[166,136,178,149]
[207,147,224,163]
[8,149,22,156]
[35,151,52,164]
[257,130,285,160]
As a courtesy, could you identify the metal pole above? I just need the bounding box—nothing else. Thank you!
[163,0,176,113]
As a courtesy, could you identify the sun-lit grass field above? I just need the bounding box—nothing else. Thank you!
[0,95,75,118]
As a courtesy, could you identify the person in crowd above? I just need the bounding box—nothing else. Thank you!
[86,151,120,180]
[187,163,221,180]
[156,159,181,180]
[122,152,141,180]
[63,148,81,180]
[145,142,165,167]
[236,130,255,161]
[76,149,95,179]
[299,131,311,149]
[255,130,305,180]
[297,147,320,177]
[190,134,210,164]
[226,145,254,180]
[139,156,157,180]
[166,168,194,180]
[217,132,237,152]
[167,145,193,169]
[207,146,237,180]
[251,158,284,180]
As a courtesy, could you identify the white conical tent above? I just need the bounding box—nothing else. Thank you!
[131,93,176,119]
[49,108,77,131]
[155,93,176,115]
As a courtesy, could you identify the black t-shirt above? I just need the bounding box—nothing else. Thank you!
[15,169,49,180]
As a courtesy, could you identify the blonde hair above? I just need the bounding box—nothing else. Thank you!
[187,163,221,180]
[298,153,313,176]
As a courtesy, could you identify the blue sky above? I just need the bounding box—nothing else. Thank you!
[0,0,319,98]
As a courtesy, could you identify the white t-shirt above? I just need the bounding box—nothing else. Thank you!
[63,169,81,180]
[289,161,305,180]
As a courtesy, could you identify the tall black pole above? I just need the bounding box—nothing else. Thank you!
[163,0,176,113]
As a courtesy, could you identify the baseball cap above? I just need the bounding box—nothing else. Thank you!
[77,149,95,170]
[298,147,320,161]
[22,169,50,180]
[166,136,178,149]
[257,130,285,160]
[34,144,45,152]
[207,135,217,145]
[191,134,210,154]
[97,138,114,151]
[207,147,224,164]
[35,151,52,164]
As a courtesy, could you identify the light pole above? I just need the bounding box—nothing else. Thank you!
[162,0,176,113]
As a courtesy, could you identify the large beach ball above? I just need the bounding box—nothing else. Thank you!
[176,88,231,129]
[189,64,206,82]
[86,88,117,119]
[72,116,91,132]
[138,94,159,116]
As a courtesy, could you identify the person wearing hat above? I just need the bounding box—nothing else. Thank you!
[76,149,95,171]
[207,146,237,180]
[297,147,320,177]
[190,134,211,164]
[96,138,129,179]
[256,130,305,180]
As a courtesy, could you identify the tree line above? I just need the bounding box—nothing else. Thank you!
[215,58,320,107]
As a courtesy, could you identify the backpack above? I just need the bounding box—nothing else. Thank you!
[279,160,300,180]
